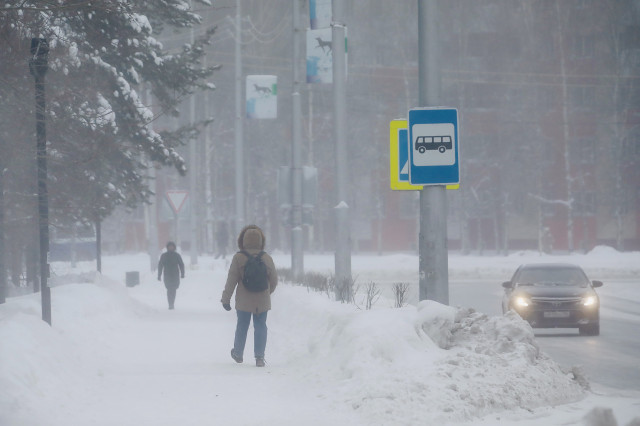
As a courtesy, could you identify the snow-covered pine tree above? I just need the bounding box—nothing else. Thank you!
[0,0,217,283]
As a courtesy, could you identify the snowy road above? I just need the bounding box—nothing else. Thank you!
[450,278,640,391]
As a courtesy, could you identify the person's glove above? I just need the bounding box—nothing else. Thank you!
[222,303,232,311]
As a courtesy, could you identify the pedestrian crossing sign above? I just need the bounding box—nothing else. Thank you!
[390,119,422,190]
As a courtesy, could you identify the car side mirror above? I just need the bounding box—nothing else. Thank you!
[592,280,603,288]
[502,281,513,289]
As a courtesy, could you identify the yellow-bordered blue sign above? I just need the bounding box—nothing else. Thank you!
[390,119,422,190]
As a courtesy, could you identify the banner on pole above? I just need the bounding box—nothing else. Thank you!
[306,28,333,84]
[309,0,331,29]
[306,28,347,84]
[246,75,277,119]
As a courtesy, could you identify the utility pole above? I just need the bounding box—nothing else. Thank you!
[29,38,52,325]
[555,0,574,253]
[234,0,245,235]
[418,0,449,305]
[189,0,199,265]
[291,0,304,282]
[0,162,5,304]
[332,0,351,301]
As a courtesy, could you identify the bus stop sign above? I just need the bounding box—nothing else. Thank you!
[408,107,459,185]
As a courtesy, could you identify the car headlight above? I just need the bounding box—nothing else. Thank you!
[582,296,597,307]
[515,297,530,308]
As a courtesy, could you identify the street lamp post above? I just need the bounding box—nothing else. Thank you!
[0,162,5,304]
[332,0,351,301]
[291,0,304,282]
[29,38,52,325]
[234,0,245,235]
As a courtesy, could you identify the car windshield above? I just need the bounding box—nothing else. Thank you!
[515,267,588,287]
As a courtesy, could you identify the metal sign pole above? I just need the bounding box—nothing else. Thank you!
[332,0,351,301]
[30,38,52,324]
[418,0,449,305]
[174,212,180,250]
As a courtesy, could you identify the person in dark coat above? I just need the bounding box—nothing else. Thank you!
[157,241,185,310]
[215,221,229,259]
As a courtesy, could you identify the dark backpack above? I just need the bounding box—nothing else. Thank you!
[240,250,269,292]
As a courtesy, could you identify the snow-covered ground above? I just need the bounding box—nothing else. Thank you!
[1,247,639,425]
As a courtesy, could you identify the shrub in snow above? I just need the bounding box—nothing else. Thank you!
[303,271,330,294]
[329,274,358,304]
[276,267,292,283]
[277,268,331,296]
[363,281,381,310]
[393,282,411,308]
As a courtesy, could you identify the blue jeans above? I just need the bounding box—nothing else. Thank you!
[233,310,268,359]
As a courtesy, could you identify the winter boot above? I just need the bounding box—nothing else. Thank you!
[231,349,243,364]
[256,357,265,367]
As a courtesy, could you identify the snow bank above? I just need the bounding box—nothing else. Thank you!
[274,246,640,282]
[271,286,586,425]
[447,246,640,280]
[2,251,639,425]
[0,309,80,425]
[0,275,144,425]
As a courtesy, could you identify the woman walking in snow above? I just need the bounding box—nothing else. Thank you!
[221,225,277,367]
[157,241,185,310]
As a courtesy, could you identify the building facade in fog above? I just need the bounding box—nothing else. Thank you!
[107,0,640,255]
[354,0,640,252]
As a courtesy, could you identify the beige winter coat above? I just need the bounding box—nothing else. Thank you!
[221,225,277,314]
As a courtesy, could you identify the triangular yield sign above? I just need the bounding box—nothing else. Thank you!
[166,190,189,214]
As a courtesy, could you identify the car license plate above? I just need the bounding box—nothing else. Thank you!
[544,311,570,318]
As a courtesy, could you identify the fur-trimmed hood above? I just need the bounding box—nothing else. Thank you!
[237,225,266,251]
